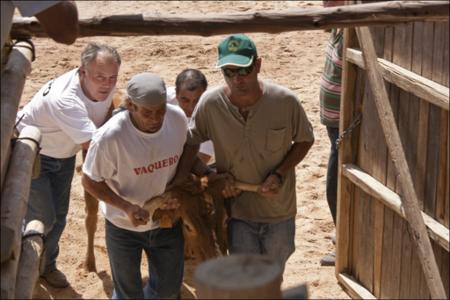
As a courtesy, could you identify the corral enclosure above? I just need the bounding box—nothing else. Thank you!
[2,1,448,299]
[336,10,449,300]
[12,1,348,299]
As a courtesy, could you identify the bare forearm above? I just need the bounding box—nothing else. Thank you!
[174,143,200,177]
[275,141,314,176]
[81,174,129,212]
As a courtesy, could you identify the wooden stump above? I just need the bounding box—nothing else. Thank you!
[194,254,282,299]
[15,220,45,299]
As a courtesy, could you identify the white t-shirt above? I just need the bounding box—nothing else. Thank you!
[16,68,113,158]
[1,1,59,47]
[167,86,215,162]
[82,105,188,232]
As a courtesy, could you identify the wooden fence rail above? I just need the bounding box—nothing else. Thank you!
[10,1,449,38]
[342,164,449,252]
[0,42,33,192]
[346,48,449,110]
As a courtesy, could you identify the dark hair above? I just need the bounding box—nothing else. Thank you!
[175,69,207,92]
[80,42,121,67]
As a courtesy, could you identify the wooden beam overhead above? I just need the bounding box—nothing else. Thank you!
[10,1,449,38]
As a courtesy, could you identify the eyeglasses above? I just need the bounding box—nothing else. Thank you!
[221,64,254,78]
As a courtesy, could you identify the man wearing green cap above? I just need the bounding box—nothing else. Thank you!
[82,73,187,299]
[178,34,315,272]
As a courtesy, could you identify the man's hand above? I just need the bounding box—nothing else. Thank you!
[125,203,150,227]
[208,172,242,198]
[260,174,282,198]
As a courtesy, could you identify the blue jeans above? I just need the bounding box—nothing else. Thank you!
[227,217,295,272]
[106,219,184,299]
[25,154,76,273]
[326,126,339,225]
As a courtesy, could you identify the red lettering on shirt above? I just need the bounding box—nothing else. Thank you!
[133,154,179,176]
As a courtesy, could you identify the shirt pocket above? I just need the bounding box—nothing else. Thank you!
[266,128,286,153]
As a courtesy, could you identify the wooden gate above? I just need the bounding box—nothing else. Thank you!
[336,10,449,299]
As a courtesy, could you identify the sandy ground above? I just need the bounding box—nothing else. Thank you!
[17,1,349,299]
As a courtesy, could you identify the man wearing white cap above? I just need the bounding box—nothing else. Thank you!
[82,73,187,299]
[177,34,315,273]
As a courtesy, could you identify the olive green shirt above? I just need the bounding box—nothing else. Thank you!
[187,80,314,223]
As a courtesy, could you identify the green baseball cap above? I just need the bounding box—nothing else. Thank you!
[216,34,257,68]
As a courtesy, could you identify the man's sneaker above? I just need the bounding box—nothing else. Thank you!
[41,269,69,288]
[320,252,336,266]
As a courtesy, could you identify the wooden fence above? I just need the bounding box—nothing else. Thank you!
[1,1,448,298]
[336,3,449,299]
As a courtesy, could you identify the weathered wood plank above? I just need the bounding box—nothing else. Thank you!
[10,1,449,38]
[380,24,397,299]
[351,187,362,281]
[436,110,448,225]
[408,22,425,298]
[399,221,413,298]
[355,26,446,298]
[433,22,449,228]
[342,164,450,252]
[345,48,449,110]
[338,273,376,300]
[396,22,415,299]
[336,27,360,277]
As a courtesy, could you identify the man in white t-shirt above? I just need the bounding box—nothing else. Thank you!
[16,42,120,288]
[166,68,215,164]
[82,73,187,299]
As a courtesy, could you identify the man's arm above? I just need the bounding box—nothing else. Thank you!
[260,140,314,196]
[168,143,200,188]
[34,1,79,45]
[81,174,149,227]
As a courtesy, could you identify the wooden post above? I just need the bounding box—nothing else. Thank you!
[15,220,45,299]
[336,27,360,277]
[10,1,449,38]
[355,26,446,299]
[0,126,41,264]
[194,254,282,299]
[1,232,21,298]
[0,41,33,192]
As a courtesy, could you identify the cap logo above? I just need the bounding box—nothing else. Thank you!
[227,40,240,52]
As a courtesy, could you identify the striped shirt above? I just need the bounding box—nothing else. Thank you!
[320,28,343,128]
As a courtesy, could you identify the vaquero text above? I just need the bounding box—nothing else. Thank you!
[133,155,179,175]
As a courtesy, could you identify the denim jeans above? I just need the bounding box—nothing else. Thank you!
[227,217,295,272]
[326,126,339,225]
[25,154,76,273]
[106,219,184,299]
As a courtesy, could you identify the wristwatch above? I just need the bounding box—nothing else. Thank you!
[269,170,283,184]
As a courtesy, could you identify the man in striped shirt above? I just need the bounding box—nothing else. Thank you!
[319,0,345,267]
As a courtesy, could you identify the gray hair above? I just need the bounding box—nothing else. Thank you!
[175,69,208,92]
[80,42,121,67]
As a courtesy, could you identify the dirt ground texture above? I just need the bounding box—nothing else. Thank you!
[17,1,349,299]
